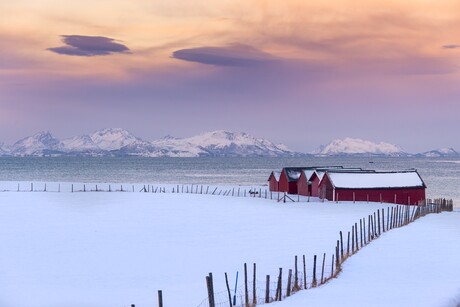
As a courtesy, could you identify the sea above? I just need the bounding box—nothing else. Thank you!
[0,156,459,206]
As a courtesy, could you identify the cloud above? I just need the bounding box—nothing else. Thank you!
[442,44,460,49]
[48,35,130,56]
[172,44,276,67]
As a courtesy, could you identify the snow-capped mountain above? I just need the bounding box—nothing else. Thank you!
[0,143,10,156]
[89,128,139,151]
[312,137,406,156]
[419,148,459,158]
[61,135,101,152]
[1,129,301,157]
[11,131,63,156]
[182,130,295,157]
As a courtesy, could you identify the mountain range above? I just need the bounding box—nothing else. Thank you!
[0,130,457,157]
[312,138,459,157]
[0,129,299,157]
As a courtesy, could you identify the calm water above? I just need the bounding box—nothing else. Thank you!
[0,156,459,204]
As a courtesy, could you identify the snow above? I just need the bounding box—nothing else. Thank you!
[313,137,404,156]
[327,171,424,189]
[61,135,100,151]
[0,189,389,307]
[302,170,315,181]
[273,212,460,307]
[271,171,281,181]
[89,128,139,151]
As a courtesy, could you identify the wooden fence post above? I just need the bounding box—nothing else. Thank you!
[339,231,344,260]
[331,254,334,278]
[253,263,256,305]
[244,263,249,307]
[382,208,385,233]
[265,275,270,303]
[206,275,215,307]
[158,290,163,307]
[225,273,232,307]
[351,226,355,253]
[321,253,326,284]
[347,231,350,256]
[286,269,292,297]
[359,219,363,247]
[276,268,282,301]
[312,255,317,287]
[303,255,307,289]
[355,222,359,251]
[294,255,299,290]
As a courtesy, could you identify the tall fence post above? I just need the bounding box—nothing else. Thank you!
[158,290,163,307]
[265,275,270,303]
[244,263,249,307]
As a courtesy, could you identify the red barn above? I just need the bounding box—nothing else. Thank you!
[319,170,426,205]
[278,167,306,194]
[268,171,281,192]
[297,169,316,196]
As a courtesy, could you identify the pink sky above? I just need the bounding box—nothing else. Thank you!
[1,0,460,152]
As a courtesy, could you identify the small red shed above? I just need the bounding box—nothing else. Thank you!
[278,167,305,194]
[319,170,426,205]
[268,171,281,192]
[297,169,316,196]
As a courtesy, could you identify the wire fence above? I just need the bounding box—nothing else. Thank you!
[195,199,454,307]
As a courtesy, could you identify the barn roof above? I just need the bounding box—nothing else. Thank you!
[284,168,306,182]
[268,171,281,181]
[326,170,426,189]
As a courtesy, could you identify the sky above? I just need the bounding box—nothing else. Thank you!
[1,0,460,153]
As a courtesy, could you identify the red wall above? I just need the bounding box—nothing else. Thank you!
[297,172,310,196]
[310,173,321,197]
[334,188,426,205]
[319,173,426,205]
[278,170,299,194]
[278,170,289,193]
[268,174,279,192]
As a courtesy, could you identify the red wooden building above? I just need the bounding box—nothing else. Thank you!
[278,167,306,194]
[319,170,426,205]
[268,171,281,192]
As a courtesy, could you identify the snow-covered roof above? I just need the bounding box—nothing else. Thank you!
[327,171,425,189]
[268,171,281,181]
[285,168,304,182]
[302,170,316,181]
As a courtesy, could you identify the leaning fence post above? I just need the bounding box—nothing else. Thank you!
[158,290,163,307]
[225,273,232,307]
[320,253,326,284]
[276,268,282,301]
[286,269,292,297]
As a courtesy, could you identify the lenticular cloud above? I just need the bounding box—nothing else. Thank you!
[48,35,130,56]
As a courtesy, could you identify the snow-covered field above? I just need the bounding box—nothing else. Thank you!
[0,188,458,307]
[0,189,388,307]
[273,212,460,307]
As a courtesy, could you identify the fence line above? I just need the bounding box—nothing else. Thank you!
[196,199,454,307]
